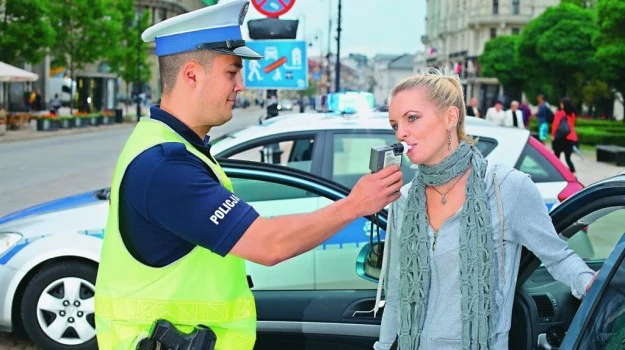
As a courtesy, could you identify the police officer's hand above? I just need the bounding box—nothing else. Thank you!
[346,165,402,217]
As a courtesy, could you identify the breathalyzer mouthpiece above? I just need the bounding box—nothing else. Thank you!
[369,141,410,173]
[393,141,409,155]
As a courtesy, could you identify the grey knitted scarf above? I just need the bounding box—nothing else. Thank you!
[398,141,495,350]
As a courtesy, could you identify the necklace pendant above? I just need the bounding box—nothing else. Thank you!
[441,194,447,206]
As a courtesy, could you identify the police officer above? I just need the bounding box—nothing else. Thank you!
[94,1,403,349]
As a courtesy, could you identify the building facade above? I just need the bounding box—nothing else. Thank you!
[371,54,415,106]
[421,0,559,112]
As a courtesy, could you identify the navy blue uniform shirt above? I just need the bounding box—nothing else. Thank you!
[119,106,259,267]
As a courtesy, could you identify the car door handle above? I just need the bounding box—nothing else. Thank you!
[352,300,385,318]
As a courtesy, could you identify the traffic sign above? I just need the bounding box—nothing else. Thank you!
[244,40,308,90]
[251,0,295,18]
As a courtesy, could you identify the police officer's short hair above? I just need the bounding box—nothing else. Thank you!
[159,50,217,95]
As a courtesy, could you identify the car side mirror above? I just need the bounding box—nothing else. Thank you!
[356,241,384,282]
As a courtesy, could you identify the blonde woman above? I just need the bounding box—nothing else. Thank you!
[374,69,597,349]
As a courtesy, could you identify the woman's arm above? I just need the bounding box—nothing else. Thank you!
[509,173,594,298]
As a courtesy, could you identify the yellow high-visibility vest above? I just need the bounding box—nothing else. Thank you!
[95,118,256,349]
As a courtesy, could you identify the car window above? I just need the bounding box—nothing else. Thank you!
[223,137,316,172]
[229,175,321,290]
[567,207,625,261]
[515,141,563,183]
[228,173,379,291]
[331,132,414,188]
[473,136,497,157]
[330,133,497,189]
[577,245,625,349]
[231,177,311,202]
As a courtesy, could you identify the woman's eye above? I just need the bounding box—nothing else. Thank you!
[408,115,418,122]
[391,124,398,131]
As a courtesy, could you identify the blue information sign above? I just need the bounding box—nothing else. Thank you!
[243,40,308,90]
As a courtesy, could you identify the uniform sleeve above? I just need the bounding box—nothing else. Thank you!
[508,173,594,299]
[133,143,259,256]
[374,200,403,349]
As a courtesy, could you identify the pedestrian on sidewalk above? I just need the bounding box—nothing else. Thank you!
[49,94,62,115]
[552,97,578,174]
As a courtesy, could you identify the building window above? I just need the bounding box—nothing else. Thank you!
[493,0,499,15]
[512,0,520,15]
[490,28,497,39]
[512,28,520,35]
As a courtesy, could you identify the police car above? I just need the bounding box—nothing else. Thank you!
[0,113,583,349]
[210,111,583,212]
[0,161,623,350]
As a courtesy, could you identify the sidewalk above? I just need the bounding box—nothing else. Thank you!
[567,148,624,186]
[0,121,134,143]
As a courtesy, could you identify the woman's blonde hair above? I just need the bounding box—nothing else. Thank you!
[388,67,475,145]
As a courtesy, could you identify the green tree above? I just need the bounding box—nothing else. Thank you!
[0,0,55,64]
[48,0,118,112]
[106,1,152,112]
[518,3,598,105]
[561,0,596,8]
[480,35,525,102]
[595,0,625,118]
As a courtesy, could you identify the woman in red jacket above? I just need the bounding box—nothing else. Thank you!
[551,97,578,174]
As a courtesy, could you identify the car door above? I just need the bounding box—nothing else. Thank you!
[511,176,625,350]
[559,234,625,350]
[220,159,388,349]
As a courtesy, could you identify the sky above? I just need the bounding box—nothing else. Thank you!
[241,0,426,59]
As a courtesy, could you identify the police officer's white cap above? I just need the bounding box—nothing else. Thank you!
[141,0,262,59]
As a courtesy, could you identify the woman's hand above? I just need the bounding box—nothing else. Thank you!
[586,270,600,293]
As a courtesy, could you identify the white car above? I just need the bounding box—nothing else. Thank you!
[211,111,583,212]
[0,112,584,349]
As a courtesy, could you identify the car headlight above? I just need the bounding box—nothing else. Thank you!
[0,232,23,256]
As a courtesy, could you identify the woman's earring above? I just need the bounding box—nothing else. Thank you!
[447,129,452,151]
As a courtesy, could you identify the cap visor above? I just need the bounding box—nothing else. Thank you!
[209,46,263,60]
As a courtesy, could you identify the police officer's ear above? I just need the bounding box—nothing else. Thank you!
[181,60,202,87]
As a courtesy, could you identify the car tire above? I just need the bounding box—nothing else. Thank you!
[20,261,98,350]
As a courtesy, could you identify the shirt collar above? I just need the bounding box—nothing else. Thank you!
[149,105,212,155]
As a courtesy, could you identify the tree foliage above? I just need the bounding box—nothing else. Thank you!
[561,0,596,8]
[47,0,120,111]
[518,3,598,104]
[595,0,625,96]
[0,0,55,64]
[105,1,152,103]
[480,35,525,101]
[48,0,118,74]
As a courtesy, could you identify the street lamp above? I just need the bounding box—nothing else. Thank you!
[308,31,323,96]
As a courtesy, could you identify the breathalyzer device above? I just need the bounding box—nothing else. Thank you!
[369,141,409,173]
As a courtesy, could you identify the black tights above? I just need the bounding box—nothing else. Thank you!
[553,139,576,173]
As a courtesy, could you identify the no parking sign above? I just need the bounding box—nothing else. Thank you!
[251,0,295,18]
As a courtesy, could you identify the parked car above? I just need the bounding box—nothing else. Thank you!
[211,112,583,211]
[0,162,623,349]
[277,99,293,111]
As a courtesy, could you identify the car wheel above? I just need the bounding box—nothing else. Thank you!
[21,261,97,350]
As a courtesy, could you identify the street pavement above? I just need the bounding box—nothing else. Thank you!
[0,113,623,349]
